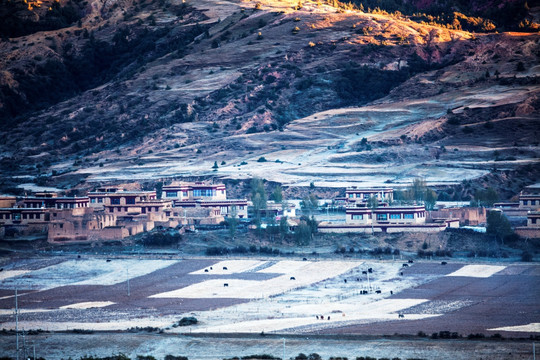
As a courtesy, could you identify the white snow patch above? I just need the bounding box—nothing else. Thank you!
[446,265,506,278]
[1,259,177,290]
[190,260,265,275]
[0,270,29,281]
[153,261,359,299]
[258,261,311,274]
[488,323,540,333]
[192,299,437,333]
[60,301,115,309]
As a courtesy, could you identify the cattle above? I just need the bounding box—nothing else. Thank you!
[362,271,367,275]
[344,279,347,283]
[106,259,111,262]
[368,268,373,273]
[400,272,403,276]
[0,268,3,272]
[204,269,209,272]
[390,290,393,295]
[210,267,213,270]
[361,290,368,295]
[327,316,330,320]
[223,283,229,287]
[408,259,414,263]
[441,261,447,265]
[290,276,296,280]
[320,315,324,320]
[223,267,228,270]
[402,263,408,267]
[398,313,404,318]
[375,290,381,294]
[316,315,319,320]
[77,255,81,259]
[303,258,307,261]
[356,278,360,281]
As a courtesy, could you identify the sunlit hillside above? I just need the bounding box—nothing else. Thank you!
[0,0,538,195]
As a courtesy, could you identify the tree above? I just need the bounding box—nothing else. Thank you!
[271,185,283,203]
[279,215,289,240]
[408,178,427,202]
[251,178,267,230]
[367,195,378,209]
[294,215,318,245]
[155,181,163,199]
[472,187,499,207]
[424,188,438,210]
[227,206,238,239]
[212,161,219,170]
[486,210,512,243]
[300,194,318,216]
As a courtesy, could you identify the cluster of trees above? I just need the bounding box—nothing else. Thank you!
[394,178,437,210]
[335,64,410,106]
[225,178,319,245]
[0,0,82,38]
[323,0,535,32]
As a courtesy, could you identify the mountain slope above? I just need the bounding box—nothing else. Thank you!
[0,0,538,194]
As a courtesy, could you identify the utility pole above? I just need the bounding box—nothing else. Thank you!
[127,267,130,297]
[15,288,19,360]
[282,338,285,360]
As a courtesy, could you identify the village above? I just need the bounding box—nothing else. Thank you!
[1,181,539,244]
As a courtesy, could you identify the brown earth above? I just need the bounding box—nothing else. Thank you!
[0,0,538,196]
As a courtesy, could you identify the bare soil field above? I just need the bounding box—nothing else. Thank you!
[0,255,538,341]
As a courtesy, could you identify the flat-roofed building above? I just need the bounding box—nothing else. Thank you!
[88,188,156,208]
[20,194,89,209]
[319,204,457,234]
[164,182,247,219]
[163,182,227,201]
[515,211,540,239]
[344,187,393,205]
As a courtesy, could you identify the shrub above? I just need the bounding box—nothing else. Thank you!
[164,356,188,360]
[257,157,267,162]
[521,251,533,262]
[174,317,198,327]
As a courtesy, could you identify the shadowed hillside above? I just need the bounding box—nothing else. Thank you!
[0,0,538,194]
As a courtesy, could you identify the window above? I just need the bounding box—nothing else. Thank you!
[524,200,529,205]
[390,214,401,219]
[23,214,27,220]
[239,206,244,210]
[404,214,414,219]
[352,214,363,220]
[376,214,387,221]
[356,194,361,198]
[348,194,354,198]
[126,197,135,204]
[111,198,120,205]
[532,218,537,224]
[98,198,103,203]
[221,190,225,194]
[91,198,96,203]
[182,191,188,197]
[166,191,178,198]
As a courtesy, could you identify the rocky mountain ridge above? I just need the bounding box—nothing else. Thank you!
[0,0,538,196]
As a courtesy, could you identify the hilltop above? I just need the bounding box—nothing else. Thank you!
[0,0,539,196]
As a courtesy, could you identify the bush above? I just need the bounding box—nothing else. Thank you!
[521,251,533,262]
[164,356,188,360]
[173,317,198,327]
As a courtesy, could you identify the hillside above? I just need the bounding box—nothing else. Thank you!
[0,0,539,195]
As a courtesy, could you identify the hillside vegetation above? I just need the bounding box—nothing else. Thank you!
[0,0,538,193]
